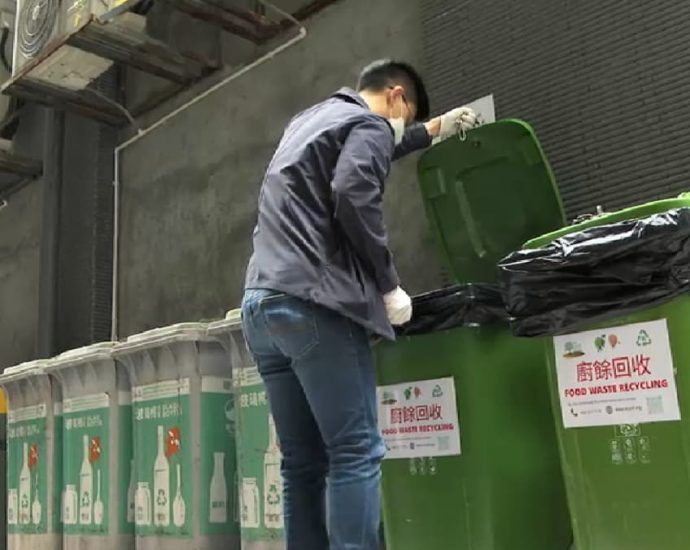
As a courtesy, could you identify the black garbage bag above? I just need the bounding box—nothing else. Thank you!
[498,207,690,337]
[397,283,509,337]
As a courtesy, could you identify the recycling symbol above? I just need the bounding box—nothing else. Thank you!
[266,484,281,505]
[432,385,443,398]
[637,330,652,347]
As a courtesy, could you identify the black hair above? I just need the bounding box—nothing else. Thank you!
[356,59,430,122]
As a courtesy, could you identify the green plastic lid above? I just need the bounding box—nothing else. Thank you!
[525,193,690,249]
[418,119,565,283]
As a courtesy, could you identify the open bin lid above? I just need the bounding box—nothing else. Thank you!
[418,119,565,283]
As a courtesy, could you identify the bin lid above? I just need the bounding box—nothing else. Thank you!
[113,322,209,355]
[207,309,242,336]
[524,193,690,249]
[49,342,116,371]
[417,119,565,283]
[0,359,50,384]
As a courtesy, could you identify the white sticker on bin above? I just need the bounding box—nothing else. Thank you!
[554,319,681,428]
[377,377,461,460]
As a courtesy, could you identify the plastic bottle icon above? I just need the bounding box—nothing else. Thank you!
[263,416,283,529]
[240,478,260,528]
[19,442,31,525]
[126,459,135,523]
[209,452,228,524]
[173,464,185,528]
[93,470,104,526]
[79,435,93,525]
[8,489,18,525]
[153,425,170,527]
[135,482,151,526]
[31,472,42,526]
[63,485,78,525]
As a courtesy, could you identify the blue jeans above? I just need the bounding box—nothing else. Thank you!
[241,289,385,550]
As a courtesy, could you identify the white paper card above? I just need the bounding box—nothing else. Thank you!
[554,319,681,428]
[377,377,461,459]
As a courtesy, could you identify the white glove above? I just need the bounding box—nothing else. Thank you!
[383,287,413,326]
[432,107,482,144]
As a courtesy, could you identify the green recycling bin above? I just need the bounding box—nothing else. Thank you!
[0,360,63,550]
[208,312,284,550]
[376,120,572,550]
[502,195,690,550]
[47,343,134,550]
[112,323,240,550]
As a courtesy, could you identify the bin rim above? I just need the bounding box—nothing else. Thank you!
[48,342,117,371]
[207,309,242,336]
[524,193,690,249]
[0,359,51,385]
[112,321,210,356]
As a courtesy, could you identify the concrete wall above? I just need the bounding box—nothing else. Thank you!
[118,0,446,336]
[0,106,44,369]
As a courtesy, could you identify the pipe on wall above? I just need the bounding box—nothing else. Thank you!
[37,108,64,357]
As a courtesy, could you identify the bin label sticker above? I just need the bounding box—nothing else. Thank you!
[63,393,110,535]
[554,319,681,428]
[132,379,192,537]
[7,404,48,534]
[232,365,285,540]
[377,377,461,460]
[199,376,240,536]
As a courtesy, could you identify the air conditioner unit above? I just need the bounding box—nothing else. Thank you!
[12,0,123,89]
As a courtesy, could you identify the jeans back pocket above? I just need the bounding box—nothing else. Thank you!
[260,294,319,360]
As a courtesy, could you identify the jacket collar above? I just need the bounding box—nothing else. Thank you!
[332,87,369,109]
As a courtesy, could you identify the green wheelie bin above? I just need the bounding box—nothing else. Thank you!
[376,120,573,550]
[501,195,690,550]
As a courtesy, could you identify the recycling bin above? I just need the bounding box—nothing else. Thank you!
[376,120,572,549]
[500,195,690,550]
[112,323,240,550]
[0,359,63,550]
[46,342,134,550]
[208,312,284,550]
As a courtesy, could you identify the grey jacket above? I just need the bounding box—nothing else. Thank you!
[244,88,431,339]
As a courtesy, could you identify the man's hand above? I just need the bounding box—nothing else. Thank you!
[383,287,412,326]
[427,107,483,145]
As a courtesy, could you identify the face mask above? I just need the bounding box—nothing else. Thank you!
[388,95,405,146]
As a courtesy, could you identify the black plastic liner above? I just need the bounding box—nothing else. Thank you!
[397,284,509,337]
[498,208,690,337]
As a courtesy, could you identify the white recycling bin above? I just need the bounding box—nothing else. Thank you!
[207,312,284,550]
[46,342,134,550]
[112,323,240,550]
[0,360,63,550]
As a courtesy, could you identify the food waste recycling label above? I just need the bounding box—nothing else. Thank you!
[377,377,461,459]
[554,319,681,428]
